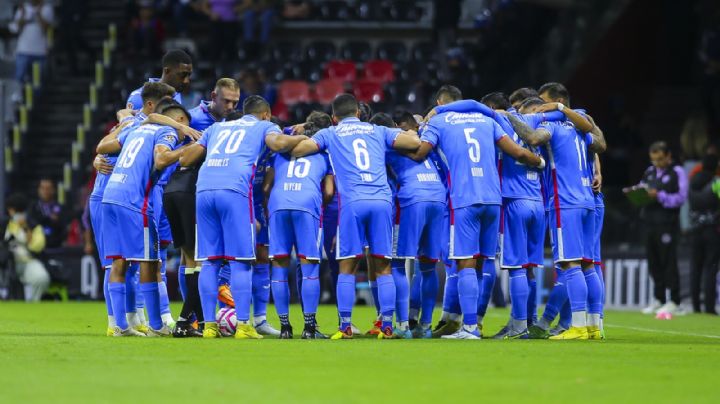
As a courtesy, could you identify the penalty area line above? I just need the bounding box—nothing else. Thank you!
[605,324,720,339]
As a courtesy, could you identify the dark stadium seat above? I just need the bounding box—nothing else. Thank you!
[305,40,337,64]
[384,81,419,105]
[318,1,352,21]
[325,60,357,82]
[314,79,346,104]
[340,41,373,62]
[375,41,408,64]
[267,63,296,83]
[411,41,439,63]
[292,61,324,83]
[363,60,395,84]
[278,80,312,105]
[383,0,423,22]
[268,41,303,63]
[289,102,325,124]
[353,79,384,103]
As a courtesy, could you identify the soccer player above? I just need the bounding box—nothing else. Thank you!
[290,94,422,339]
[508,83,606,340]
[264,122,335,339]
[410,85,545,339]
[165,78,241,336]
[100,104,191,337]
[126,50,192,109]
[508,87,539,111]
[180,95,306,339]
[373,112,446,339]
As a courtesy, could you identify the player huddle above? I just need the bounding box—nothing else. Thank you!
[90,50,607,340]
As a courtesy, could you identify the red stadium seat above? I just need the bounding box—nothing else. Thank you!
[325,60,357,82]
[277,80,311,105]
[363,60,395,84]
[352,79,384,103]
[314,79,346,105]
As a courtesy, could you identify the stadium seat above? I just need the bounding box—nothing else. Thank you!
[340,41,373,62]
[411,41,438,63]
[383,0,423,22]
[325,60,357,82]
[375,41,408,64]
[305,40,337,64]
[314,79,346,105]
[278,80,312,105]
[319,1,352,20]
[363,60,395,83]
[353,79,384,103]
[268,41,303,63]
[385,81,419,105]
[293,61,324,83]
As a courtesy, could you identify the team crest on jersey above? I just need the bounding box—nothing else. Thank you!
[163,134,177,144]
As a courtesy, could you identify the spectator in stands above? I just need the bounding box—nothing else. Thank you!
[198,0,240,61]
[29,178,67,249]
[237,68,276,106]
[239,0,278,58]
[688,151,720,314]
[639,141,688,316]
[9,0,54,84]
[128,0,166,60]
[4,193,50,302]
[282,0,310,20]
[58,0,90,74]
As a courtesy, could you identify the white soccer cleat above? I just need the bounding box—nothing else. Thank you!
[146,325,172,337]
[112,326,146,337]
[350,323,362,335]
[641,301,663,314]
[441,329,481,340]
[254,320,281,336]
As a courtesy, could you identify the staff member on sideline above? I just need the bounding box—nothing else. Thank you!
[639,141,688,317]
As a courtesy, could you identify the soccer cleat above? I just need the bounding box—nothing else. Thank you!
[330,327,353,340]
[441,327,481,340]
[350,323,362,335]
[112,326,146,337]
[218,284,235,308]
[548,326,589,340]
[528,325,549,339]
[255,320,280,336]
[301,326,328,339]
[393,328,413,339]
[548,323,568,337]
[203,323,221,338]
[279,324,293,339]
[412,325,432,339]
[106,327,115,337]
[134,324,150,335]
[146,325,172,337]
[235,324,264,339]
[641,301,663,314]
[587,326,602,340]
[432,319,461,338]
[366,319,382,336]
[164,318,176,330]
[173,321,203,338]
[503,329,530,340]
[378,326,398,339]
[492,322,511,339]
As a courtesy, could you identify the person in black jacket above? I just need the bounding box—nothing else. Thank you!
[688,152,720,314]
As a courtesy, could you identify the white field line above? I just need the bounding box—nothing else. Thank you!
[603,324,720,340]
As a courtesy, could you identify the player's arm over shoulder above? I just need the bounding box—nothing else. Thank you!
[96,119,135,154]
[289,127,326,157]
[584,114,606,154]
[153,129,182,170]
[265,122,308,153]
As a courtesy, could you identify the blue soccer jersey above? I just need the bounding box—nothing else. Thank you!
[311,117,399,204]
[189,100,218,132]
[421,112,507,208]
[386,148,446,208]
[253,148,274,208]
[126,78,182,110]
[539,121,594,211]
[102,124,179,214]
[90,116,146,200]
[196,115,281,196]
[268,152,331,219]
[498,114,542,201]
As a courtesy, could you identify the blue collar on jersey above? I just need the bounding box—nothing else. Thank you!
[199,100,219,121]
[135,111,148,121]
[339,117,361,124]
[242,114,259,122]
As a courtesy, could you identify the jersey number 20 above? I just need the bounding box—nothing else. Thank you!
[210,129,247,155]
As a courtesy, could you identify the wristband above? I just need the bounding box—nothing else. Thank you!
[557,103,565,112]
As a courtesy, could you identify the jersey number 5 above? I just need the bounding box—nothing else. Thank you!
[464,128,481,163]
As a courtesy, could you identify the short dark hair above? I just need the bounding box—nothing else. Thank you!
[162,103,191,123]
[162,50,192,68]
[481,92,511,110]
[225,110,243,121]
[332,94,359,119]
[243,95,271,115]
[394,111,417,128]
[369,112,396,128]
[358,102,373,122]
[6,193,29,212]
[304,111,332,136]
[509,87,538,106]
[435,85,462,103]
[649,141,670,154]
[141,82,176,103]
[538,82,570,104]
[155,97,179,113]
[520,97,545,111]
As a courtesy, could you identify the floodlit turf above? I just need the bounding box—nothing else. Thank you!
[0,303,719,403]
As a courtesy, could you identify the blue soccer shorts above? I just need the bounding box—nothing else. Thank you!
[152,185,173,246]
[268,210,323,261]
[254,201,269,247]
[394,201,446,261]
[500,198,545,268]
[337,199,393,259]
[196,189,256,261]
[449,203,500,260]
[593,205,604,264]
[89,198,111,268]
[102,202,159,262]
[548,207,595,263]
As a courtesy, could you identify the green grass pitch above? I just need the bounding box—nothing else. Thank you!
[1,302,718,403]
